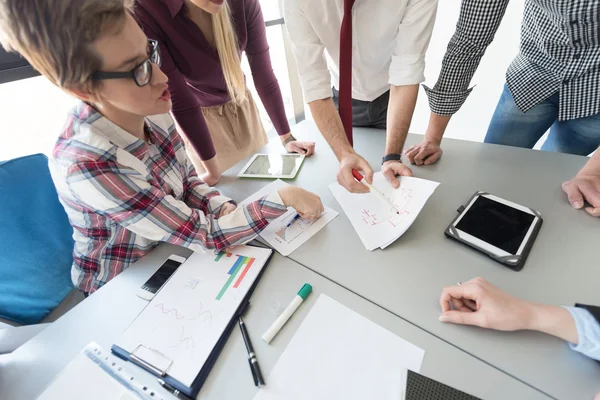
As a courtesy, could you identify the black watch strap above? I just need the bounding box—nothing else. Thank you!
[382,153,402,165]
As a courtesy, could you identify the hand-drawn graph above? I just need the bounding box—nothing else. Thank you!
[154,303,186,320]
[117,246,272,388]
[184,278,200,290]
[361,188,413,228]
[273,212,328,245]
[169,326,196,352]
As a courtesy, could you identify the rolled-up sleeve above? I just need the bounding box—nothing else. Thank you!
[283,0,332,103]
[389,0,438,87]
[423,0,509,116]
[563,306,600,361]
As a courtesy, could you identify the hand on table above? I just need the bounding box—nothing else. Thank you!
[381,160,413,189]
[337,152,374,193]
[285,140,316,156]
[218,202,237,218]
[405,138,443,166]
[278,186,324,220]
[439,278,532,331]
[562,173,600,217]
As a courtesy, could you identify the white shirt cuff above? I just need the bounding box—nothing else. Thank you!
[300,70,333,103]
[563,306,600,361]
[388,55,426,86]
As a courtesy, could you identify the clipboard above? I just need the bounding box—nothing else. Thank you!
[112,244,275,398]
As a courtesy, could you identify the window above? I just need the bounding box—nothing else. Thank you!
[241,0,305,139]
[0,2,304,161]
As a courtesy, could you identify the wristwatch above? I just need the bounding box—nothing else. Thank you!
[382,154,402,165]
[282,134,297,147]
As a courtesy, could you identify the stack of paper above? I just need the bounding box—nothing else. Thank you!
[240,180,338,256]
[330,173,439,250]
[253,294,425,400]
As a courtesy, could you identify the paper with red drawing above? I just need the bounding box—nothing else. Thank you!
[329,173,439,250]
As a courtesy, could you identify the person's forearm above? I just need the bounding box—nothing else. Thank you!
[579,148,600,175]
[201,156,220,177]
[526,302,579,344]
[385,85,418,155]
[308,98,354,160]
[425,113,452,145]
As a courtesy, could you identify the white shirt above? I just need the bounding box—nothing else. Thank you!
[283,0,438,103]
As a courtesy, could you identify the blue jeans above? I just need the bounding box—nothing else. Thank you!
[484,84,600,156]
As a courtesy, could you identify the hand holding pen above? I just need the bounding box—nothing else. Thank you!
[352,170,401,214]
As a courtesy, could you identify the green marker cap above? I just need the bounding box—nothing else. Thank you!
[297,283,312,300]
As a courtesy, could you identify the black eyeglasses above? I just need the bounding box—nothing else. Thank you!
[91,39,161,87]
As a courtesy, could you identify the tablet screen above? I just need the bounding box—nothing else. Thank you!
[456,196,535,254]
[242,154,303,176]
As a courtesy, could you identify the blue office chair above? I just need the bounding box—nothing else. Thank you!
[0,153,82,354]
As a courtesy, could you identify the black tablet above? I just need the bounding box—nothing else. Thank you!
[445,192,543,271]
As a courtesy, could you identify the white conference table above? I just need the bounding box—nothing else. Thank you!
[0,244,549,400]
[215,121,600,400]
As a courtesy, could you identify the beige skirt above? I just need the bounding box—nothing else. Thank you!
[183,89,268,174]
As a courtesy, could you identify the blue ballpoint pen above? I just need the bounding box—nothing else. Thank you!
[286,213,301,228]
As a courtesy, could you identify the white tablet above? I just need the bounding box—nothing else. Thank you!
[237,153,306,179]
[445,192,543,271]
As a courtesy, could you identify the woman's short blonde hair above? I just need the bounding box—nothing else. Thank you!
[0,0,134,91]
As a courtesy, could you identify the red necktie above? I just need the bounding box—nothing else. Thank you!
[339,0,355,146]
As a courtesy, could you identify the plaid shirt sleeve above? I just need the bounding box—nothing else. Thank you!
[66,159,287,252]
[423,0,509,116]
[182,156,234,217]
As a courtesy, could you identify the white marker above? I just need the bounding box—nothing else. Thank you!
[262,283,312,344]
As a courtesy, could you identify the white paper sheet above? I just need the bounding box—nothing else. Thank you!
[253,294,424,400]
[240,180,338,256]
[38,343,161,400]
[116,245,272,387]
[329,174,439,250]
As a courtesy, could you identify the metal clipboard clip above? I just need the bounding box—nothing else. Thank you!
[130,344,173,376]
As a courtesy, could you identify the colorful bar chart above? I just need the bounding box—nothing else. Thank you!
[215,253,256,300]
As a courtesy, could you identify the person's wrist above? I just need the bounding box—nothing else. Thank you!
[526,303,579,343]
[576,168,600,179]
[424,131,443,146]
[281,133,296,147]
[338,147,357,163]
[382,154,402,165]
[522,301,543,331]
[278,186,299,207]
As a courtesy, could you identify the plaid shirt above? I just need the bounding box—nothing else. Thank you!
[49,102,287,294]
[425,0,600,121]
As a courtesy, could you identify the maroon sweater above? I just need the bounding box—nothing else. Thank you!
[135,0,290,160]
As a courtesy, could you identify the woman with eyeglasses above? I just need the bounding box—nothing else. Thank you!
[0,0,323,295]
[135,0,316,186]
